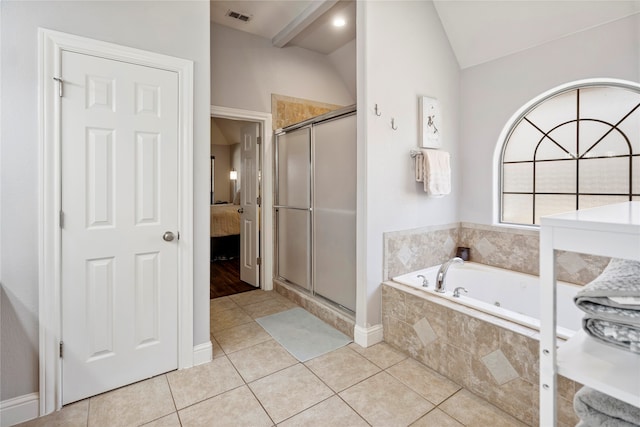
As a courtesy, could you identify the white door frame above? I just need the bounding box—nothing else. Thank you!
[210,106,273,291]
[38,29,194,414]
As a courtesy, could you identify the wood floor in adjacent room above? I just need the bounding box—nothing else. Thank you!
[210,257,256,299]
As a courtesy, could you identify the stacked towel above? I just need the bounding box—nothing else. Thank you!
[574,258,640,354]
[414,149,451,196]
[574,386,640,427]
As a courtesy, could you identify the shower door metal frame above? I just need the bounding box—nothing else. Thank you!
[274,105,356,313]
[274,125,313,292]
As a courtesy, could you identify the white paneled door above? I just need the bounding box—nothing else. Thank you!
[60,50,179,404]
[240,123,260,287]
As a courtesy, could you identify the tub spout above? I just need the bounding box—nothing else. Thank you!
[435,257,464,293]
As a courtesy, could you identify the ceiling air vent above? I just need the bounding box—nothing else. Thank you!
[226,10,252,23]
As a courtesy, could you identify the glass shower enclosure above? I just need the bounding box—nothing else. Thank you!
[274,106,356,313]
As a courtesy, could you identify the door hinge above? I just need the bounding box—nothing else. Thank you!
[52,77,64,97]
[257,196,261,206]
[59,341,64,358]
[59,210,65,228]
[257,136,262,145]
[256,257,261,266]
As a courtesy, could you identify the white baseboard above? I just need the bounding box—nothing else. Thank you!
[353,324,384,348]
[0,393,39,427]
[192,341,213,366]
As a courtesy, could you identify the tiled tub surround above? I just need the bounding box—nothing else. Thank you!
[384,222,609,285]
[392,262,583,337]
[382,282,582,426]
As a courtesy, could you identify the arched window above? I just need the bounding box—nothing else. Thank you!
[499,79,640,225]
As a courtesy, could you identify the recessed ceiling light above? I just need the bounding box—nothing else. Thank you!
[333,17,346,27]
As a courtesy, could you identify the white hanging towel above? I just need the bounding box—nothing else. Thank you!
[415,149,451,196]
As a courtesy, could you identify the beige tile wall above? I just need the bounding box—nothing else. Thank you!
[384,222,609,285]
[383,223,460,280]
[382,282,581,427]
[271,94,344,130]
[458,223,609,285]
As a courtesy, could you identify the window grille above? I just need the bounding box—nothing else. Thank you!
[500,82,639,225]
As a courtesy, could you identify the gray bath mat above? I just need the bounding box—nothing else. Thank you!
[255,307,352,362]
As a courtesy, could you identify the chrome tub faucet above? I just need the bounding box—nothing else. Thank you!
[435,257,464,293]
[417,274,429,287]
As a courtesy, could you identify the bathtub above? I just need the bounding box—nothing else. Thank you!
[392,262,583,339]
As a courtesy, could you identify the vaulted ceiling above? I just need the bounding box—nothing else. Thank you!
[211,0,640,68]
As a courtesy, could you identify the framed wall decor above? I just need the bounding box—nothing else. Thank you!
[420,96,442,148]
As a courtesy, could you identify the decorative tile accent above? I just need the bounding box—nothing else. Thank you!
[383,224,459,280]
[413,317,437,346]
[556,251,610,285]
[475,237,498,258]
[481,349,519,385]
[271,94,344,130]
[444,235,456,254]
[556,251,588,276]
[397,245,413,267]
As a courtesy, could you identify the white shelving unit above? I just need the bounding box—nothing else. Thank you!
[539,202,640,426]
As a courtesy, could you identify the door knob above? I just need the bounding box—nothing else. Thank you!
[163,231,175,242]
[237,208,244,214]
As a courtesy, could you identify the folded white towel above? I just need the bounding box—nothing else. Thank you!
[415,149,451,196]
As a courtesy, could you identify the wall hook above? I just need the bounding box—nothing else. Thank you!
[374,104,382,116]
[391,118,398,130]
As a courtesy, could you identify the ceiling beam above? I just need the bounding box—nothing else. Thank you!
[272,0,339,48]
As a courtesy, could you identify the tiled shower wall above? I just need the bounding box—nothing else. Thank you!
[384,222,609,285]
[271,94,344,130]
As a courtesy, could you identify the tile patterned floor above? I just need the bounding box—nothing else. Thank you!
[18,290,528,427]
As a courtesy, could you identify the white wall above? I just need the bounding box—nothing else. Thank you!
[0,0,210,401]
[211,145,232,202]
[329,39,357,100]
[358,1,461,328]
[211,23,355,112]
[459,14,640,225]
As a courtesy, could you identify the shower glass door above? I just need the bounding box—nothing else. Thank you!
[313,115,356,312]
[275,127,311,290]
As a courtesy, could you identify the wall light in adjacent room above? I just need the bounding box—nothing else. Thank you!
[229,170,238,180]
[333,17,346,27]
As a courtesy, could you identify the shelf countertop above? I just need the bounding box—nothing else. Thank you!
[540,201,640,234]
